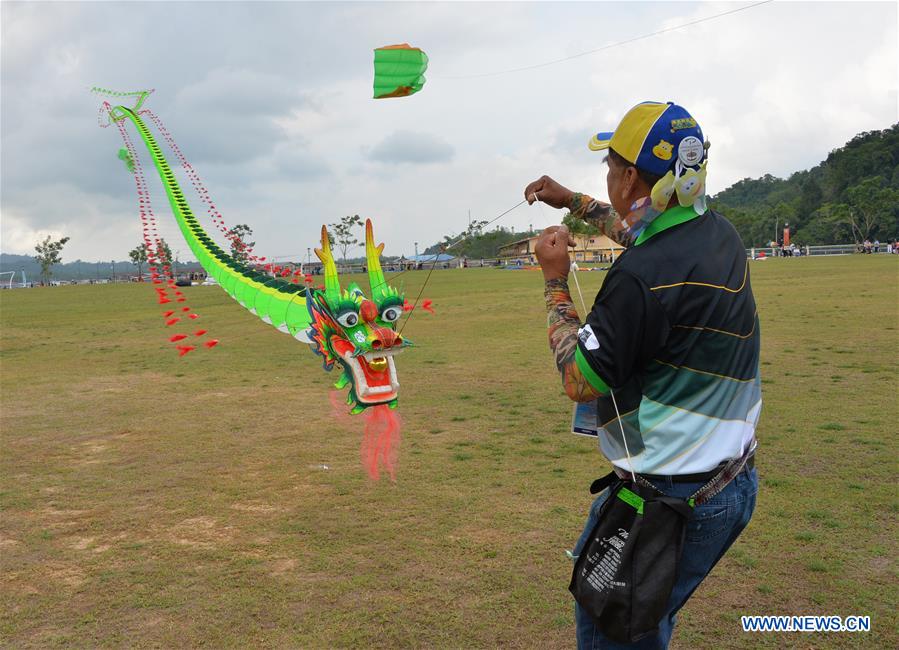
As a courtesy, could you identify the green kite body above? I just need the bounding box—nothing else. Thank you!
[103,101,409,414]
[373,44,428,99]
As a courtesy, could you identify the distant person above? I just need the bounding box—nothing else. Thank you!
[873,239,880,253]
[525,101,758,649]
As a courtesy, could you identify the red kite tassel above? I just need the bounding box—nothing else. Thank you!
[361,404,402,482]
[188,314,199,320]
[166,318,180,326]
[169,334,188,342]
[194,329,207,336]
[163,310,175,317]
[176,345,196,357]
[204,339,219,348]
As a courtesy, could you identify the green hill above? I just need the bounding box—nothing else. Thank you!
[711,124,899,246]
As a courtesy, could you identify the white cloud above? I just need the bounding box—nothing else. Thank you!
[368,130,455,164]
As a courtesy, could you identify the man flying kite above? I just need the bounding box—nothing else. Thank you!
[525,101,760,649]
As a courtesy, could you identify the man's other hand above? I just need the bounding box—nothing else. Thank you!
[535,225,576,280]
[524,176,574,210]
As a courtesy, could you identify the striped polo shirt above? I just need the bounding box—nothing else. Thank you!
[575,206,761,475]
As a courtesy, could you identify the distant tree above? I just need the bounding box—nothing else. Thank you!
[227,224,255,264]
[844,177,899,242]
[34,235,70,284]
[795,203,853,244]
[156,239,173,268]
[437,219,489,251]
[329,214,363,266]
[464,219,490,237]
[562,211,600,260]
[128,243,149,280]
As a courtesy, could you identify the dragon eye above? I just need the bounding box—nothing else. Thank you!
[380,306,401,323]
[337,312,359,328]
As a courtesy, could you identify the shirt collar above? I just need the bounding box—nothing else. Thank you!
[634,205,701,246]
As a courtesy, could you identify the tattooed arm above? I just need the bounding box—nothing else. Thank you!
[569,193,616,234]
[544,277,607,402]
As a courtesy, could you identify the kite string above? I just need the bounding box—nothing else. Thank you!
[546,200,633,481]
[376,197,527,293]
[532,191,588,314]
[396,197,528,334]
[435,0,774,79]
[522,196,634,482]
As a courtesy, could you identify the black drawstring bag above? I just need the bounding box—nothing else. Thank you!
[569,472,694,644]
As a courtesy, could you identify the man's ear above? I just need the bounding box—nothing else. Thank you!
[621,166,640,203]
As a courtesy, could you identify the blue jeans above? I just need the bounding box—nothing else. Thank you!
[573,466,758,649]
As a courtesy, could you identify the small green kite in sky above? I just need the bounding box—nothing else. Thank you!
[373,43,428,99]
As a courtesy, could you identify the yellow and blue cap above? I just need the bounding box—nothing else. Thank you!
[589,101,706,176]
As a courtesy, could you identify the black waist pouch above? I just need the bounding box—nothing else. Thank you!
[569,472,694,644]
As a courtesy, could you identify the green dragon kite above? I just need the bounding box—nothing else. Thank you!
[97,92,410,417]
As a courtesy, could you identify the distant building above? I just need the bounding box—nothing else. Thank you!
[498,233,624,266]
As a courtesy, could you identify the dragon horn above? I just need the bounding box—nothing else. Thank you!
[365,219,388,302]
[315,225,341,305]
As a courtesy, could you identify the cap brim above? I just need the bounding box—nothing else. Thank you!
[588,131,614,152]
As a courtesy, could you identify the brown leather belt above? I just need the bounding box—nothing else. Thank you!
[617,451,755,484]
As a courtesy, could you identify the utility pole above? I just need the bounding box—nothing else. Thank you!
[414,242,418,257]
[111,261,116,283]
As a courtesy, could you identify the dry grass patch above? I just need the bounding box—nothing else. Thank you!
[1,256,897,648]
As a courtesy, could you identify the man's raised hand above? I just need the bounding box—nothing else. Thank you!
[524,176,574,210]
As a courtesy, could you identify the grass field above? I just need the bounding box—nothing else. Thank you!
[1,255,897,648]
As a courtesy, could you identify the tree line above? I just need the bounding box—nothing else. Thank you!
[710,124,899,246]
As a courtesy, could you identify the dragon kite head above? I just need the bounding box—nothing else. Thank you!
[306,219,410,414]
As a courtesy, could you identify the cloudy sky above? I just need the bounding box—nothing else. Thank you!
[1,1,896,262]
